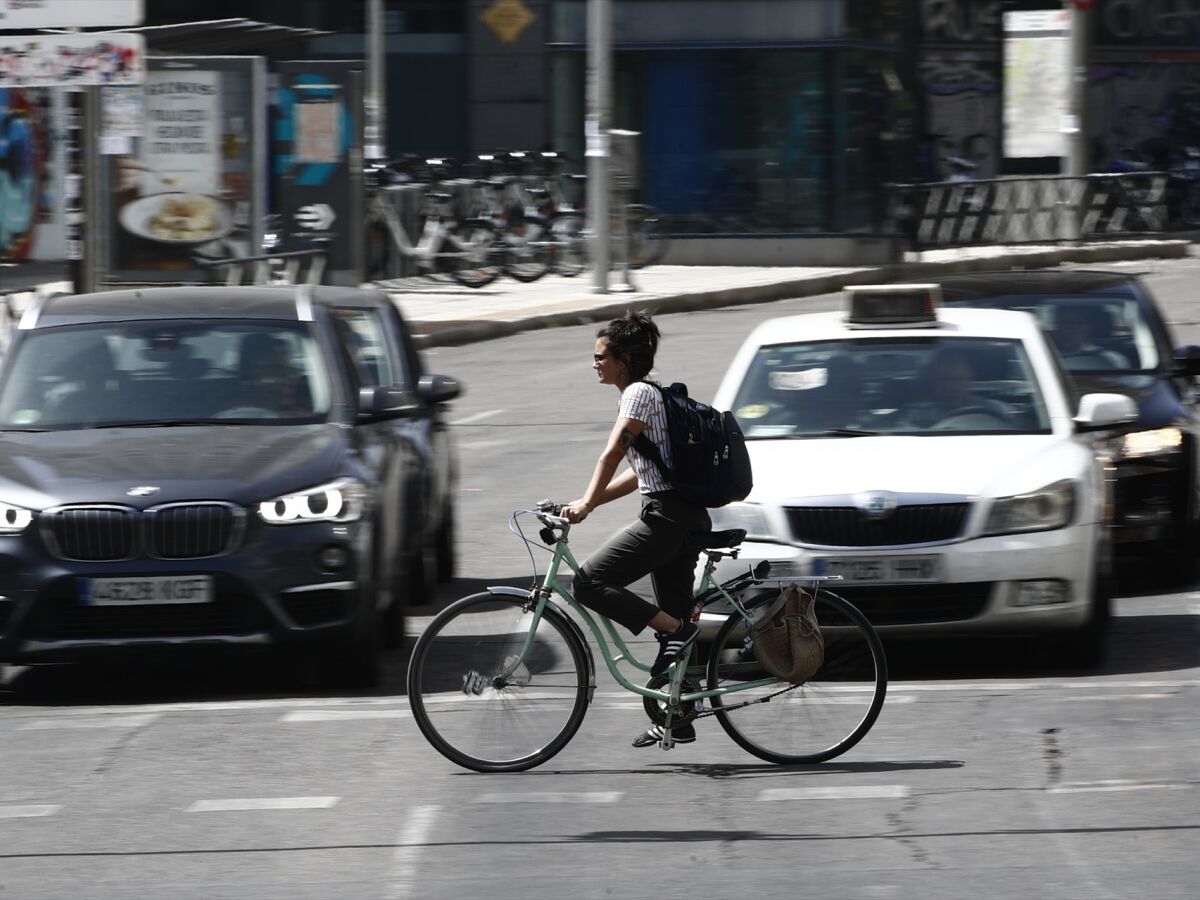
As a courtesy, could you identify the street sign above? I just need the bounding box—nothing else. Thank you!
[296,203,336,230]
[0,0,143,29]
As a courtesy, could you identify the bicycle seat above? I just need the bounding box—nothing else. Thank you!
[426,191,454,203]
[688,529,747,550]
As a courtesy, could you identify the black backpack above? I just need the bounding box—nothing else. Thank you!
[633,381,753,508]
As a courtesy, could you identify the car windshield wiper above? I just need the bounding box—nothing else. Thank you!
[816,427,879,437]
[0,427,48,433]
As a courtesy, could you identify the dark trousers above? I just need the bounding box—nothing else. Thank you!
[573,492,711,635]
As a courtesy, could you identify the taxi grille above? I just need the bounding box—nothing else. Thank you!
[786,503,969,547]
[40,503,243,562]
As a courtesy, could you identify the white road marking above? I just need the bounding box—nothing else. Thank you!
[1048,780,1190,794]
[759,785,911,801]
[280,709,411,723]
[1050,693,1173,701]
[456,440,513,451]
[448,409,506,426]
[474,792,624,804]
[186,797,340,812]
[384,804,439,900]
[17,714,159,730]
[0,804,61,819]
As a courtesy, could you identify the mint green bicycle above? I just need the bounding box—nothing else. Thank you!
[407,501,887,772]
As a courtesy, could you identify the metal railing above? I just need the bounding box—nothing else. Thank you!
[888,172,1168,251]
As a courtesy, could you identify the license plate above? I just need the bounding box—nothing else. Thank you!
[79,575,214,606]
[820,556,941,584]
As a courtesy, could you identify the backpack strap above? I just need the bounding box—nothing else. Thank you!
[632,381,672,483]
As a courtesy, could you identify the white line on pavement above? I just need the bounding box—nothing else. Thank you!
[1048,781,1190,794]
[0,804,61,819]
[17,714,159,730]
[759,785,911,801]
[456,440,513,451]
[1050,693,1173,701]
[186,797,341,812]
[448,409,506,426]
[474,792,624,804]
[280,709,411,723]
[385,805,440,900]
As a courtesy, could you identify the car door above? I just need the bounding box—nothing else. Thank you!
[329,302,426,598]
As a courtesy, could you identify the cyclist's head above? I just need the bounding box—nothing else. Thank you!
[596,309,660,381]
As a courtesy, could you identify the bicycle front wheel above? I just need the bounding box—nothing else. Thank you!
[407,592,591,772]
[626,204,670,269]
[707,588,886,764]
[447,221,504,288]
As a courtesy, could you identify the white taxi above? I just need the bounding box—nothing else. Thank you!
[704,284,1137,664]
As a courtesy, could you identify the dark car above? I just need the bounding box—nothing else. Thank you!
[0,286,460,686]
[939,270,1200,583]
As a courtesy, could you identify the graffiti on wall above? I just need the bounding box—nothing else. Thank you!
[1090,62,1200,168]
[920,0,1001,44]
[920,52,1001,180]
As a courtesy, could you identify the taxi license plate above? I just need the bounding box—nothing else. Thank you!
[79,575,214,606]
[821,556,941,584]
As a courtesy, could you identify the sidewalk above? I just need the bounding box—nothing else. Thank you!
[378,239,1193,349]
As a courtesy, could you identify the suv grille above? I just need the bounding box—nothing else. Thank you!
[786,503,969,547]
[41,503,243,562]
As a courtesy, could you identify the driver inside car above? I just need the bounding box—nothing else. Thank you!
[904,347,1009,429]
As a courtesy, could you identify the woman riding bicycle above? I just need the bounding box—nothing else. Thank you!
[562,310,710,748]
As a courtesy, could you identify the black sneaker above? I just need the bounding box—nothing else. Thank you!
[650,619,699,676]
[632,721,696,748]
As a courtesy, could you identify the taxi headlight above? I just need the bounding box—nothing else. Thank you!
[257,478,366,525]
[0,500,34,534]
[1120,427,1182,459]
[984,479,1076,536]
[708,502,773,541]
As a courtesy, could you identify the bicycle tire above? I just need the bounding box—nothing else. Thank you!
[547,212,587,277]
[706,587,886,764]
[501,214,553,283]
[625,204,670,269]
[407,592,591,773]
[447,220,504,288]
[364,209,395,281]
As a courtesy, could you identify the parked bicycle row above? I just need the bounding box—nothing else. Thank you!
[362,152,671,288]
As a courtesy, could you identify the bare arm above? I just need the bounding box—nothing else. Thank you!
[563,416,644,522]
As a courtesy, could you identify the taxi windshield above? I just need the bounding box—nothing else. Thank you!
[0,320,334,431]
[732,336,1052,438]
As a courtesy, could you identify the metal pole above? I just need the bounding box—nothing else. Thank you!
[80,86,102,294]
[587,0,612,293]
[365,0,386,160]
[1065,1,1090,179]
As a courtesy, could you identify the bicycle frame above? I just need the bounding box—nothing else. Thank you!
[371,191,475,266]
[493,518,806,711]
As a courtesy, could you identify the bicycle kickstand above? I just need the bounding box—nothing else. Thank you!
[660,646,693,751]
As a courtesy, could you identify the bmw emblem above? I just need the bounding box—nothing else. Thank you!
[856,490,897,520]
[126,486,161,497]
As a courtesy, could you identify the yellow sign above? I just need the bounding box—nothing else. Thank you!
[482,0,536,44]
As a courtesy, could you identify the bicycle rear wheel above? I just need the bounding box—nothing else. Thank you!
[626,204,671,269]
[447,220,504,288]
[549,212,587,277]
[502,214,553,283]
[706,587,886,764]
[407,592,591,773]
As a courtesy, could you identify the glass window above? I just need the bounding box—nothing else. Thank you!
[331,308,400,389]
[0,321,332,430]
[731,337,1051,437]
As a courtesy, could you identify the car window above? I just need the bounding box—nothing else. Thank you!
[0,320,332,430]
[731,336,1052,437]
[331,307,403,389]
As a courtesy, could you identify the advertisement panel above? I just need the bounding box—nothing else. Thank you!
[271,61,363,285]
[0,0,143,28]
[101,56,265,284]
[0,32,144,88]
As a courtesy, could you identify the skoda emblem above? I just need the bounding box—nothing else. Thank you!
[856,490,897,521]
[126,486,161,498]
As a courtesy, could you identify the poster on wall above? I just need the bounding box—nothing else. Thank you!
[271,60,363,285]
[0,86,55,263]
[102,56,265,284]
[1003,9,1068,159]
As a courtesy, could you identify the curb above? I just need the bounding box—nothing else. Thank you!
[412,239,1191,349]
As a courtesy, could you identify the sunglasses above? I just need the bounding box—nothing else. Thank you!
[593,353,611,363]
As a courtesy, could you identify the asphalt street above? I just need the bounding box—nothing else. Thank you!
[2,255,1199,899]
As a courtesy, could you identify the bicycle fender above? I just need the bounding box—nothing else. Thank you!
[485,586,597,704]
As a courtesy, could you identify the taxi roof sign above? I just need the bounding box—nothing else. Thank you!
[844,283,941,327]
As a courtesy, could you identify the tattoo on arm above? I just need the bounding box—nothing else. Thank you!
[618,427,636,450]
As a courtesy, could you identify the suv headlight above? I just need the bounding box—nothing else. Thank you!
[708,502,774,541]
[1120,427,1182,459]
[0,500,34,534]
[984,479,1076,536]
[257,478,366,525]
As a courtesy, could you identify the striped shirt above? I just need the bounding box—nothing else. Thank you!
[618,381,673,494]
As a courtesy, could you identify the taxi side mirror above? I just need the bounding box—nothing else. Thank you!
[1074,392,1138,432]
